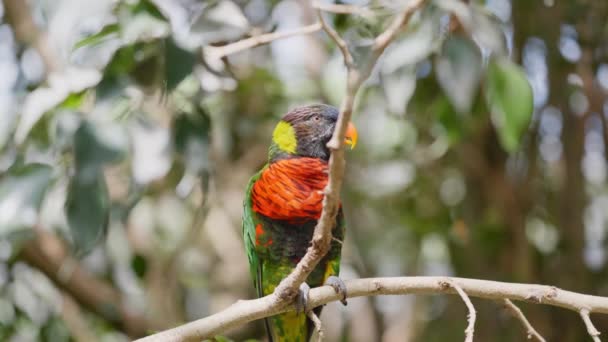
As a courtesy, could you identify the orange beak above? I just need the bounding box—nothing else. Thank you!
[344,122,358,150]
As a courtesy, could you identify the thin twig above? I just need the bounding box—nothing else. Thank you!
[501,299,546,342]
[580,309,602,342]
[316,9,355,69]
[205,23,322,59]
[444,280,476,342]
[373,0,428,52]
[312,1,374,18]
[307,310,324,342]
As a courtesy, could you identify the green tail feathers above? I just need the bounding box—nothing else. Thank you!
[264,311,308,342]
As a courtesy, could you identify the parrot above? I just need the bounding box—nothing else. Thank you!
[242,104,358,342]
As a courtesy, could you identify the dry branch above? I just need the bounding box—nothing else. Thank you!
[20,229,152,337]
[501,299,546,342]
[136,277,608,342]
[441,280,476,341]
[205,23,322,59]
[580,309,602,342]
[307,310,324,342]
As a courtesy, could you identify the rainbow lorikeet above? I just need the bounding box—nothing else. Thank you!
[242,104,358,342]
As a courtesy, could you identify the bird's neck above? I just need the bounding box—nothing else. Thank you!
[268,142,293,163]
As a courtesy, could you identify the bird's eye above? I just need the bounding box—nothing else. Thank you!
[312,115,320,122]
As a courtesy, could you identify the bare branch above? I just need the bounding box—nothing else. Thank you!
[205,23,322,59]
[580,309,602,342]
[501,299,546,342]
[20,229,153,338]
[307,310,324,342]
[441,280,476,342]
[60,293,98,342]
[136,276,608,341]
[2,0,61,73]
[373,0,428,52]
[316,9,355,69]
[312,1,374,18]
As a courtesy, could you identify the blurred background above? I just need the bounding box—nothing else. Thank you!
[0,0,607,341]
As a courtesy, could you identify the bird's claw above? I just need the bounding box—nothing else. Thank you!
[325,276,348,306]
[295,283,311,314]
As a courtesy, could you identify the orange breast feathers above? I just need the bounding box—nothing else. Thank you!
[251,158,329,222]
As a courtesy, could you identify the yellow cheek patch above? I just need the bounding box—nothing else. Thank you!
[272,120,297,154]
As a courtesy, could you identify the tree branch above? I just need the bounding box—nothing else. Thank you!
[441,280,476,342]
[580,309,602,342]
[205,23,322,59]
[316,9,354,69]
[136,276,608,341]
[20,229,153,338]
[373,0,427,53]
[307,310,324,342]
[501,299,546,342]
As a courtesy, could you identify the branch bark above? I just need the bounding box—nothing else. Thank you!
[136,276,608,342]
[204,23,322,59]
[20,229,152,338]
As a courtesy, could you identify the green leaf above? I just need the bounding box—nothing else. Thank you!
[433,96,463,144]
[15,69,101,145]
[165,38,196,92]
[436,37,482,113]
[173,110,211,174]
[470,4,507,55]
[74,24,119,50]
[122,12,170,44]
[484,57,533,152]
[74,120,128,174]
[65,170,110,256]
[190,0,249,45]
[0,164,53,235]
[131,0,166,20]
[59,91,87,109]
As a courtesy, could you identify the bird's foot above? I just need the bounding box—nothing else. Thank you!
[295,282,311,314]
[325,276,348,306]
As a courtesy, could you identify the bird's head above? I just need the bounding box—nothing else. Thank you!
[269,104,358,162]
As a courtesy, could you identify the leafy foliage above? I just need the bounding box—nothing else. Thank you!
[485,57,534,152]
[0,164,53,236]
[0,0,605,341]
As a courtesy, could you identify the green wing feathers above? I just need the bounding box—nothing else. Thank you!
[243,170,263,294]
